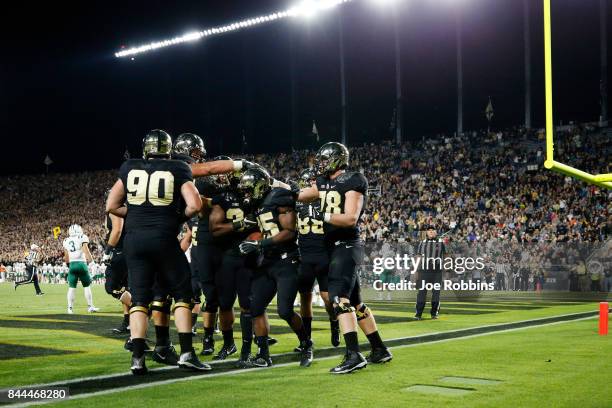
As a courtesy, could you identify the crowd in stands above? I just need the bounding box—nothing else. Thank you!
[0,123,610,290]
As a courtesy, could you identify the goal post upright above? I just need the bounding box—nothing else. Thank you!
[542,0,612,190]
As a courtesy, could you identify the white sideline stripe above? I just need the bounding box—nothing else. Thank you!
[8,314,598,408]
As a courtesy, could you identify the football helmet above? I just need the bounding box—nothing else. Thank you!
[298,168,317,189]
[68,224,83,237]
[173,133,206,163]
[237,167,271,206]
[314,142,349,176]
[142,129,172,159]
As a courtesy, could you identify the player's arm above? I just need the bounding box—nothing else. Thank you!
[270,207,297,245]
[180,227,192,252]
[324,191,363,227]
[190,159,247,178]
[209,205,234,237]
[181,181,203,219]
[82,243,93,264]
[107,213,124,247]
[296,183,319,203]
[106,179,127,218]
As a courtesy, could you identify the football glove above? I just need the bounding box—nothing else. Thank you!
[232,215,258,231]
[309,205,325,222]
[288,180,300,199]
[102,246,115,266]
[239,240,261,255]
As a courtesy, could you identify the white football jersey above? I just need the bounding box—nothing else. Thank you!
[63,234,90,263]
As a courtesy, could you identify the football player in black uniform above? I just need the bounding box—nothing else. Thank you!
[237,167,313,368]
[295,168,339,350]
[106,129,209,375]
[209,174,258,365]
[194,157,231,357]
[172,133,208,337]
[102,190,131,334]
[308,142,392,374]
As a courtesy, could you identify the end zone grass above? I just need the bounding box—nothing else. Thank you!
[0,284,609,407]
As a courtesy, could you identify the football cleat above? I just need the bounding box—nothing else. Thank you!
[329,351,367,374]
[235,354,255,369]
[431,314,439,320]
[250,354,273,368]
[87,306,99,313]
[151,344,180,366]
[293,343,303,353]
[366,347,393,364]
[330,320,340,347]
[178,351,212,371]
[213,343,237,361]
[200,335,214,356]
[124,338,151,353]
[36,292,45,296]
[112,320,130,334]
[299,340,314,368]
[414,314,423,321]
[67,307,74,314]
[267,336,278,346]
[131,355,148,376]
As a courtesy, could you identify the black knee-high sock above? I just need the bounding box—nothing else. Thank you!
[343,331,359,353]
[123,313,130,325]
[222,329,234,347]
[240,312,253,356]
[204,327,214,337]
[155,325,170,347]
[132,338,147,358]
[255,335,269,358]
[366,331,385,349]
[178,332,193,354]
[302,316,313,338]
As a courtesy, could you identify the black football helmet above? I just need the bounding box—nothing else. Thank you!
[173,133,206,163]
[314,142,349,176]
[298,168,317,189]
[236,167,271,207]
[210,155,232,189]
[143,129,172,159]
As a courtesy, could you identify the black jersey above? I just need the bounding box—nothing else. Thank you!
[119,158,193,235]
[211,190,254,252]
[255,188,298,259]
[316,171,368,244]
[104,214,125,249]
[296,201,326,256]
[193,177,221,246]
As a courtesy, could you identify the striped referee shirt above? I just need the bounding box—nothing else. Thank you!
[417,238,446,273]
[495,263,509,275]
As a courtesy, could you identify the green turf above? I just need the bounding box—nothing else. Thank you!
[47,319,610,408]
[0,283,609,407]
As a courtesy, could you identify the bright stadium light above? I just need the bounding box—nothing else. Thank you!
[115,0,354,58]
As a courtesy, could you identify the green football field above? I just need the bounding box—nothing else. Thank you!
[0,284,609,407]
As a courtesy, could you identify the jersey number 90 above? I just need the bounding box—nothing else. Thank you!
[127,170,175,206]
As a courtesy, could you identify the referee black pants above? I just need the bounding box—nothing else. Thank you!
[16,266,42,294]
[415,271,442,317]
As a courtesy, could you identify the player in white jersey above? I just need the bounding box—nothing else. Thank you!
[62,224,99,313]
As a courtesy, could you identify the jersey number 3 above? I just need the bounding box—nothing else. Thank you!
[127,170,174,206]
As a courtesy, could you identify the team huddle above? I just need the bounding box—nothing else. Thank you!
[100,130,392,375]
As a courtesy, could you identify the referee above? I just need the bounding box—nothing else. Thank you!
[414,225,445,320]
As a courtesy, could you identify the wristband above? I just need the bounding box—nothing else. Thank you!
[324,213,332,223]
[260,238,274,248]
[232,160,243,171]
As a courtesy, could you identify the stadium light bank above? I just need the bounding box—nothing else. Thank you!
[114,0,401,59]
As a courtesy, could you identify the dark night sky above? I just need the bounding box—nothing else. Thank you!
[0,0,609,175]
